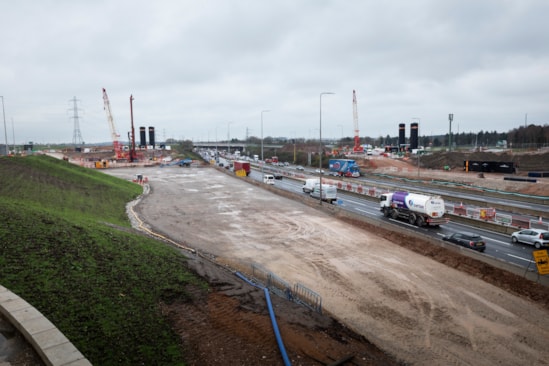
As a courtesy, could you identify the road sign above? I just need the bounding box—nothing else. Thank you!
[533,250,549,275]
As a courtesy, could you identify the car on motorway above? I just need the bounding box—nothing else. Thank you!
[511,229,549,249]
[263,174,275,185]
[296,165,304,171]
[273,172,283,180]
[315,169,325,174]
[442,232,486,252]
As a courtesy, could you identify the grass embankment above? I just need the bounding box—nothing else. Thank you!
[0,155,205,365]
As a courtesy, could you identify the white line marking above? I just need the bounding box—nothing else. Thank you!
[507,254,534,263]
[484,238,512,247]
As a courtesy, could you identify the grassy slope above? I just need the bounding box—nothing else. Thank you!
[0,155,204,365]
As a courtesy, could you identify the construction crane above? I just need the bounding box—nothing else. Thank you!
[102,88,124,160]
[352,90,364,152]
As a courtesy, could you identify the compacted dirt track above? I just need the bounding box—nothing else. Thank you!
[106,165,549,366]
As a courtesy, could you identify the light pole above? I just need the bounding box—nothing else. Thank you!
[260,110,270,162]
[291,131,296,164]
[227,121,233,154]
[448,113,453,152]
[319,92,335,205]
[1,96,7,156]
[412,117,421,177]
[215,124,223,161]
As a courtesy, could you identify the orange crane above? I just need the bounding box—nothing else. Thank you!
[102,88,124,160]
[352,90,364,153]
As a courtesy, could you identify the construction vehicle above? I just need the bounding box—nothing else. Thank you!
[95,160,109,169]
[102,88,125,160]
[352,90,364,153]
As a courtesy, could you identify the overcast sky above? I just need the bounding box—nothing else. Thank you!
[1,0,548,145]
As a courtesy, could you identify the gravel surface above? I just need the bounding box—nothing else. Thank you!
[105,164,549,366]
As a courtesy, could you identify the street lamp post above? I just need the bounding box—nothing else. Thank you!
[260,110,270,163]
[291,131,296,164]
[215,125,220,161]
[319,92,335,205]
[1,96,8,156]
[227,121,233,154]
[448,114,453,152]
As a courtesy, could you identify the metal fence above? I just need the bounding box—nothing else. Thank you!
[250,263,322,313]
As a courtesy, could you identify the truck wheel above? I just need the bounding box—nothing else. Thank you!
[416,216,424,227]
[408,214,416,225]
[391,209,399,219]
[383,207,391,217]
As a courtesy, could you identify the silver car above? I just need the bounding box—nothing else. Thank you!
[511,229,549,249]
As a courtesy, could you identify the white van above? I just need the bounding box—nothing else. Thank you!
[302,178,320,193]
[310,183,337,204]
[263,174,275,185]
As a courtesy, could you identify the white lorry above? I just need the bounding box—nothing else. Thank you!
[379,191,449,227]
[302,178,320,193]
[310,183,337,204]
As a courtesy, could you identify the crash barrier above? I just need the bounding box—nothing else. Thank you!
[445,202,549,230]
[504,176,537,183]
[529,172,549,178]
[250,263,322,314]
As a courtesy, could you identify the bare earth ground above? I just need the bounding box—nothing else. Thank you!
[105,161,549,366]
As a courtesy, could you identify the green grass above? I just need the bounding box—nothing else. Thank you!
[0,155,206,365]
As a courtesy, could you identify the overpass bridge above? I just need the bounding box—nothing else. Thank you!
[192,141,284,151]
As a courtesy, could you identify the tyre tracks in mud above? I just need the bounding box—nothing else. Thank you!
[107,166,549,366]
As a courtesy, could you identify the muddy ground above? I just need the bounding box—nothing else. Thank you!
[105,161,549,366]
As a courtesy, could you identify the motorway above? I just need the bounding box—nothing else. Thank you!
[244,164,547,273]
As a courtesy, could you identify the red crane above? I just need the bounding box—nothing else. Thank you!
[102,88,124,159]
[352,90,364,153]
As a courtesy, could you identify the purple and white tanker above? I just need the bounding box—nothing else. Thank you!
[379,191,449,227]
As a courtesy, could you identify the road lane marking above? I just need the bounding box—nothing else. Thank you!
[354,208,377,215]
[484,238,512,247]
[507,253,534,263]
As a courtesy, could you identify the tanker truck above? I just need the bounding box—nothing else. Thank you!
[379,191,449,227]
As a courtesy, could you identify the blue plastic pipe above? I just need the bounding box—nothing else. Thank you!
[263,287,291,366]
[235,272,292,366]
